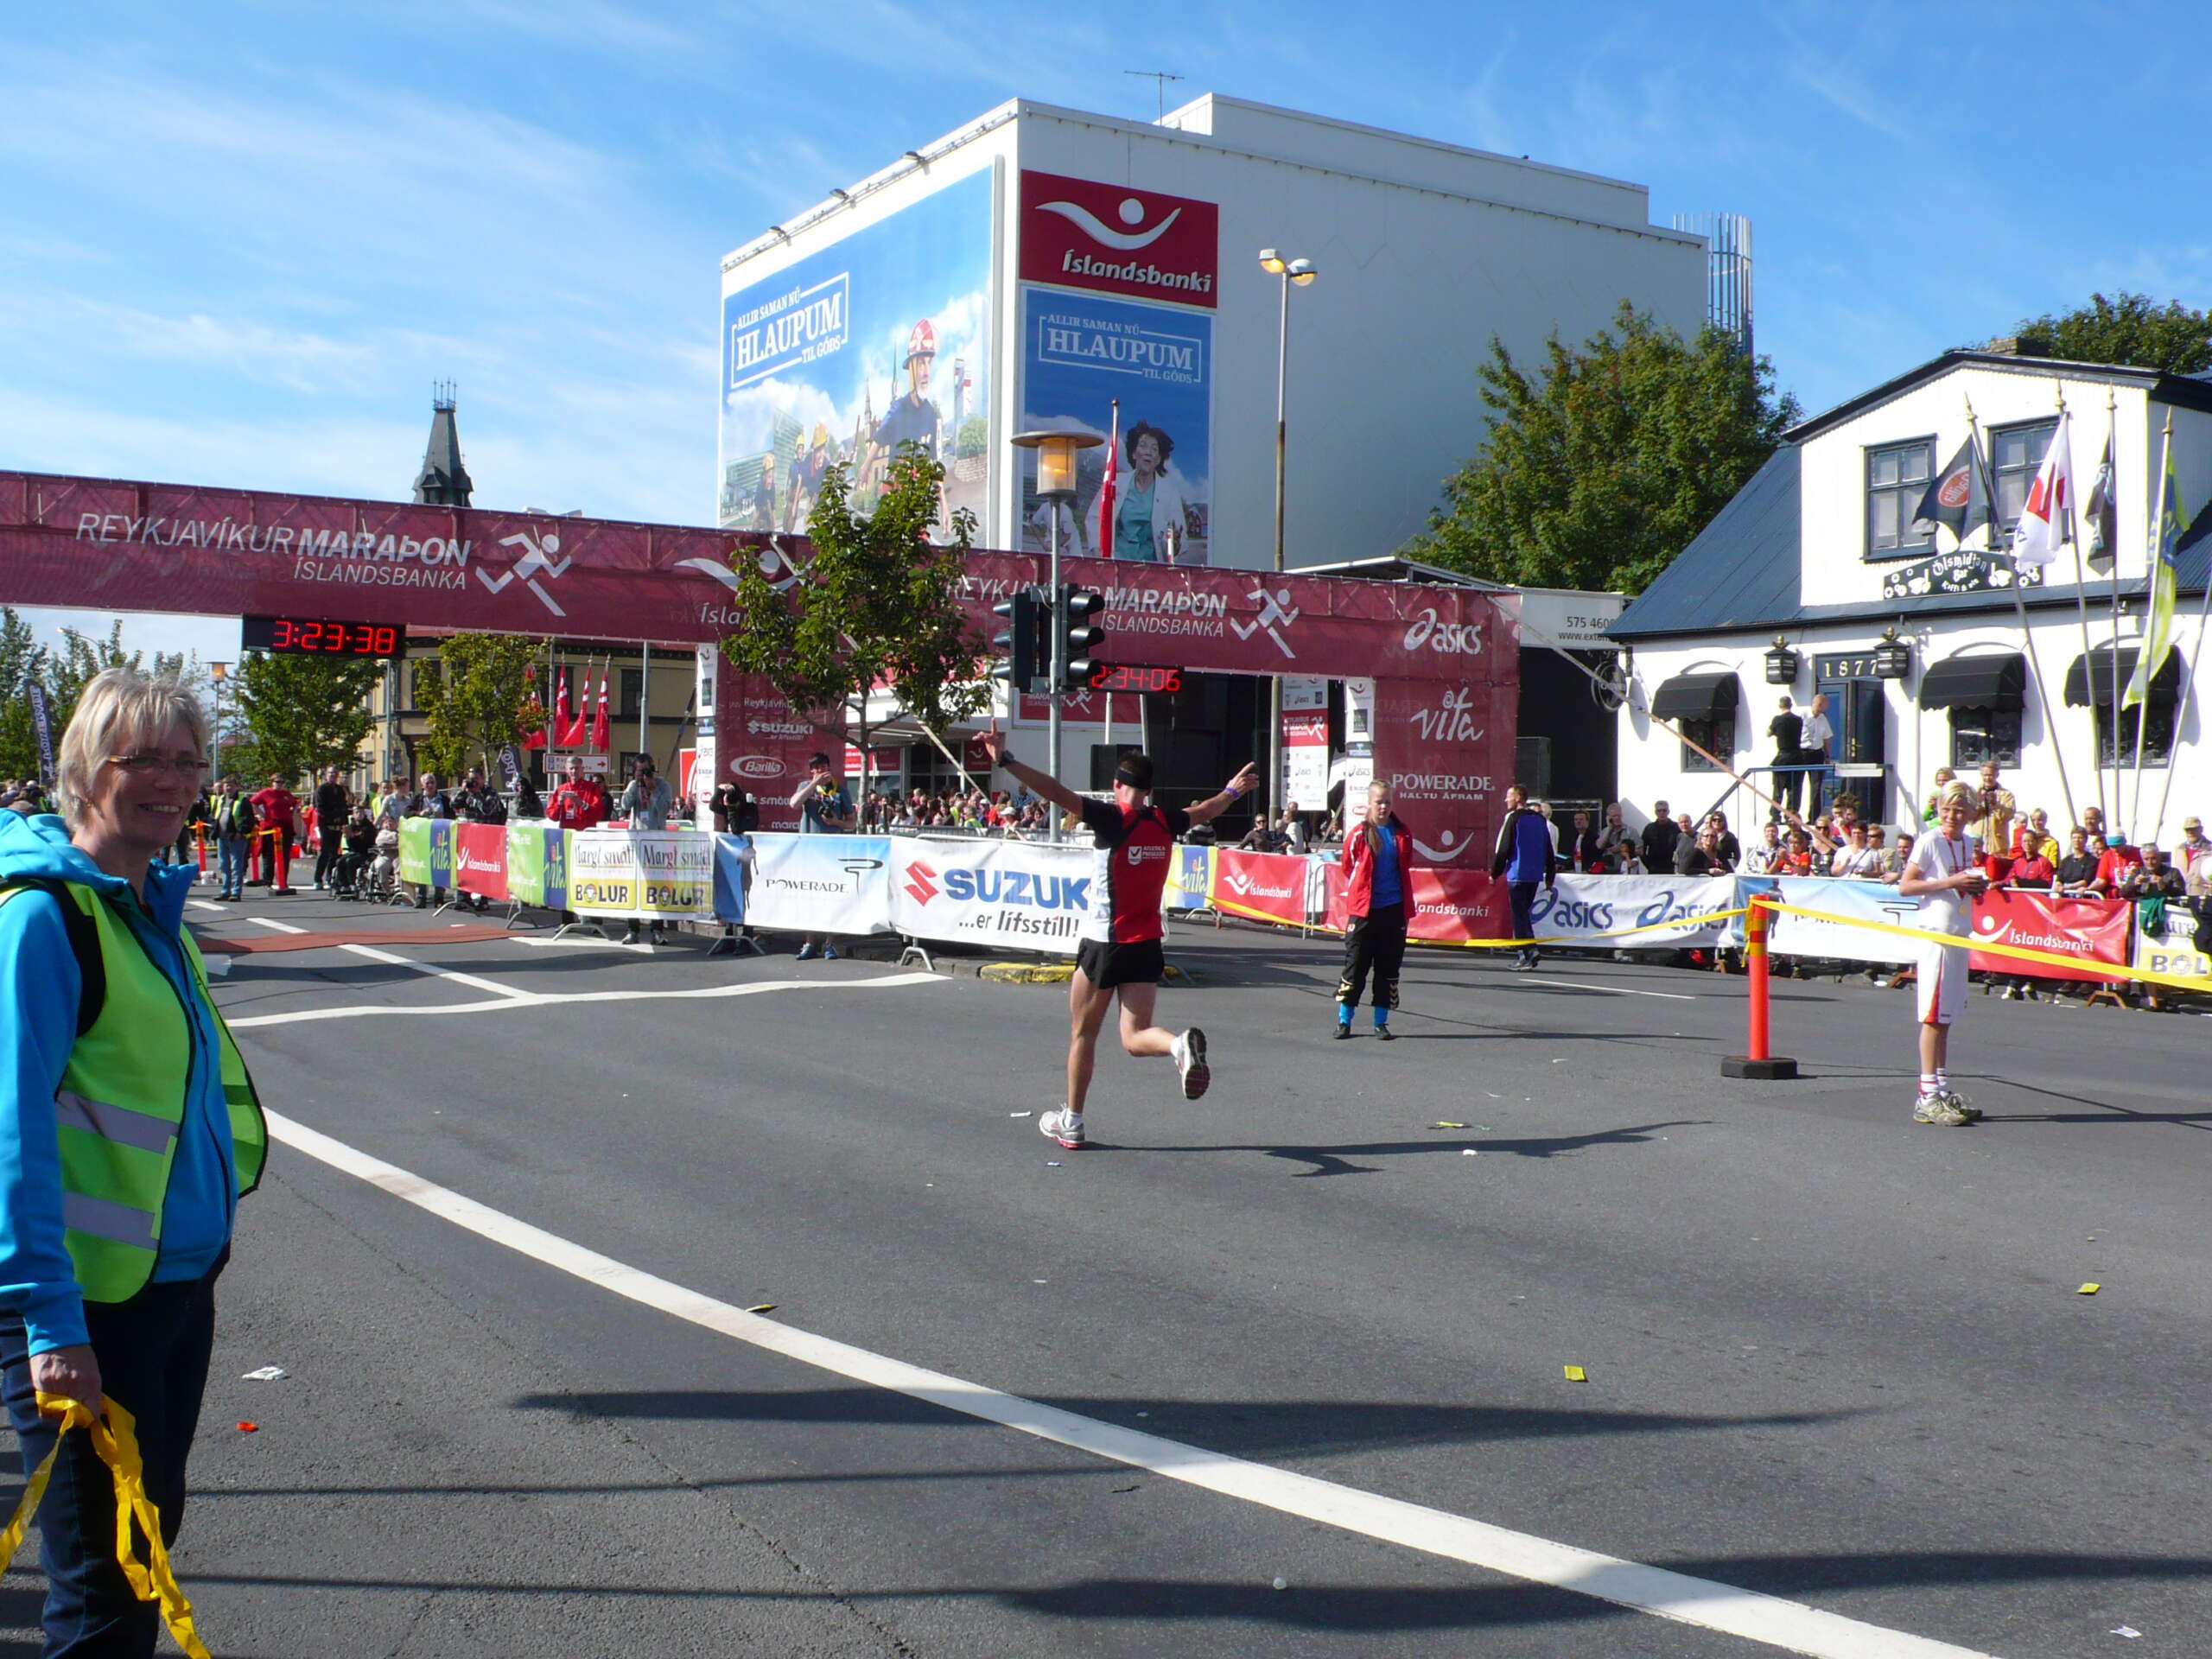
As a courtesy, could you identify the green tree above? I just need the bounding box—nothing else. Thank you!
[2010,292,2212,376]
[721,446,989,794]
[957,416,988,460]
[1405,302,1800,597]
[0,608,47,778]
[232,652,382,785]
[415,633,543,779]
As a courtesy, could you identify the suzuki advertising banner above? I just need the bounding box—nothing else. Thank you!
[1019,288,1212,564]
[1211,849,1312,926]
[721,168,993,537]
[567,828,715,921]
[453,823,510,903]
[743,834,893,935]
[1969,889,2133,983]
[889,836,1095,950]
[1525,874,1737,949]
[505,824,568,912]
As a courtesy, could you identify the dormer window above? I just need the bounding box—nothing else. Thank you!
[1865,438,1935,558]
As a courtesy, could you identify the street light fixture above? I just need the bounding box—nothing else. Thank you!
[1011,429,1103,841]
[1261,246,1319,817]
[207,661,231,787]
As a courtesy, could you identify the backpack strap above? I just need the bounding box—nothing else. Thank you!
[0,878,105,1038]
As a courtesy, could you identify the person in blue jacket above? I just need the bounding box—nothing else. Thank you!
[0,668,264,1656]
[1490,783,1559,972]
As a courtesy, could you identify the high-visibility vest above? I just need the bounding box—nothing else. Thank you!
[0,878,266,1302]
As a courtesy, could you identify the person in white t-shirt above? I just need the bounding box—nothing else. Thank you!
[1896,781,1989,1126]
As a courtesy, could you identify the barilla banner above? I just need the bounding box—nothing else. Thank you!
[1529,874,1737,949]
[453,823,510,902]
[1969,888,2133,983]
[1319,861,1506,944]
[505,824,568,911]
[890,836,1095,950]
[1763,877,1917,963]
[1211,849,1311,926]
[397,818,452,890]
[742,834,893,934]
[568,828,714,920]
[1166,842,1214,911]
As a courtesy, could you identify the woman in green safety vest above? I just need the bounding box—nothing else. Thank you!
[0,666,265,1656]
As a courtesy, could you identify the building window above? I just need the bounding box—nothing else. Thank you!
[1866,438,1935,557]
[1990,419,2057,531]
[619,668,645,720]
[1680,714,1736,772]
[2094,701,2175,770]
[1949,707,2021,769]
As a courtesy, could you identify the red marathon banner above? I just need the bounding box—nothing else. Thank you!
[1970,888,2133,982]
[1368,680,1514,869]
[1211,849,1310,925]
[453,823,510,901]
[1320,861,1506,944]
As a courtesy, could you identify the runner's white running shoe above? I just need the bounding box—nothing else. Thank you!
[1942,1090,1982,1122]
[1173,1028,1211,1100]
[1039,1109,1086,1148]
[1913,1093,1971,1126]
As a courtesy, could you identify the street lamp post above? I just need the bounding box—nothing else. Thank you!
[1010,429,1102,843]
[1258,249,1318,820]
[207,661,230,787]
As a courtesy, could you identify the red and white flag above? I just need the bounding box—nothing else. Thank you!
[2011,410,2075,567]
[553,670,577,746]
[589,671,611,752]
[1091,401,1120,559]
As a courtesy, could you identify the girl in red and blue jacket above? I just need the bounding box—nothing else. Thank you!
[1336,780,1414,1039]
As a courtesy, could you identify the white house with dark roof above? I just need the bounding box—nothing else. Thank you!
[1606,346,2212,845]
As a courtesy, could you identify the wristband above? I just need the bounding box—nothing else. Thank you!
[1224,785,1243,800]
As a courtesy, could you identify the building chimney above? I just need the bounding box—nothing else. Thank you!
[1984,334,2051,359]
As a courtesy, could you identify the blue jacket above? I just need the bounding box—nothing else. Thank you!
[0,812,238,1354]
[1491,807,1560,887]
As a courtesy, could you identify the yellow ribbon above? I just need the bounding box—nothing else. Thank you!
[1764,901,2200,994]
[0,1391,213,1659]
[1212,890,1754,950]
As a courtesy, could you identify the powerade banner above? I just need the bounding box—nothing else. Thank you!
[744,834,893,935]
[1764,877,1917,964]
[453,823,509,903]
[1018,289,1211,564]
[505,824,567,911]
[1527,874,1737,949]
[1969,889,2132,983]
[568,828,713,921]
[721,169,992,537]
[397,818,451,890]
[889,836,1096,950]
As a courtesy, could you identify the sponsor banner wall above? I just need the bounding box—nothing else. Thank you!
[1167,842,1214,910]
[744,834,893,934]
[1319,861,1508,944]
[733,671,837,832]
[453,823,510,902]
[1018,170,1218,309]
[1764,877,1918,963]
[1019,288,1212,564]
[712,835,750,925]
[1969,889,2133,982]
[397,818,452,890]
[505,824,568,911]
[1370,679,1515,869]
[721,169,992,537]
[1528,874,1737,948]
[889,836,1094,951]
[567,828,715,921]
[1211,849,1310,925]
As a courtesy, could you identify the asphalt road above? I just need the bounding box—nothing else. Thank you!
[3,894,2208,1657]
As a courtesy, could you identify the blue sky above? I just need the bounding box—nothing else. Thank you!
[4,0,2207,661]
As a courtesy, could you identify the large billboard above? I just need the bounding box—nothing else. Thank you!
[1018,170,1218,309]
[1018,288,1212,564]
[720,170,994,539]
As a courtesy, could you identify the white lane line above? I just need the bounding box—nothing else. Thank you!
[245,917,310,935]
[1521,976,1695,1001]
[509,936,654,953]
[226,971,941,1028]
[264,1109,1998,1659]
[188,899,226,913]
[336,943,530,1000]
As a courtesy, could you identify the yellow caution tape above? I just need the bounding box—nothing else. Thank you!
[1764,902,2207,995]
[0,1391,213,1659]
[1211,895,1752,950]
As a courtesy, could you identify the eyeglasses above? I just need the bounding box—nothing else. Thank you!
[106,753,207,778]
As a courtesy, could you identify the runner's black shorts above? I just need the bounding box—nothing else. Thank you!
[1076,937,1165,988]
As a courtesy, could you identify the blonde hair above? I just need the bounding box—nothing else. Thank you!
[54,667,209,823]
[1939,779,1980,814]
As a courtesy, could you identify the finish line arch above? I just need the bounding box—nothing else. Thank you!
[1,469,1518,861]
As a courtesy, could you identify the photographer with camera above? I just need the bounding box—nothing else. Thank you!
[788,753,856,960]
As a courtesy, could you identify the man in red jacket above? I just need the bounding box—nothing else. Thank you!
[1337,780,1414,1040]
[250,771,302,894]
[544,755,610,830]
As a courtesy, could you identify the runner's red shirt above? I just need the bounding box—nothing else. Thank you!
[1078,798,1190,944]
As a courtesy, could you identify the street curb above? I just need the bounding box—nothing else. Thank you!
[971,961,1200,986]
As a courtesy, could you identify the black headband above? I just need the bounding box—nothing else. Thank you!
[1114,767,1145,788]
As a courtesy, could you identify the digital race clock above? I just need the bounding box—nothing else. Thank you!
[241,615,407,658]
[1086,664,1184,696]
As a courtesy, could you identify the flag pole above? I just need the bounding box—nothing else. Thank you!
[1967,397,2077,831]
[2128,416,2174,836]
[2152,527,2212,848]
[2063,385,2106,825]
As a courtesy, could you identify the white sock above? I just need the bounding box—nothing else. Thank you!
[1934,1070,1951,1093]
[1919,1073,1940,1097]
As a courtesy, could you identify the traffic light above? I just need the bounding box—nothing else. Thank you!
[1057,584,1104,691]
[991,586,1046,695]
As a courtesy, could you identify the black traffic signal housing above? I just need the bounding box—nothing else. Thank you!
[1058,584,1104,691]
[991,585,1047,695]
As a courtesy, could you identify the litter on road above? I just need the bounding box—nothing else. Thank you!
[236,1421,257,1433]
[1563,1365,1587,1382]
[1271,1577,1288,1591]
[240,1366,287,1382]
[746,1303,777,1313]
[2079,1283,2101,1294]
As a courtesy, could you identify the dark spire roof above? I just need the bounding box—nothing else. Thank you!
[413,382,474,507]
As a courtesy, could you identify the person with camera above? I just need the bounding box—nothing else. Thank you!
[788,753,855,960]
[1897,780,1988,1126]
[617,759,676,945]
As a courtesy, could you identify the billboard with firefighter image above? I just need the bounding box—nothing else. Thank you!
[719,168,993,542]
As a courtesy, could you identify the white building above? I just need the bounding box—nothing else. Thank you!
[716,92,1709,569]
[1609,346,2212,845]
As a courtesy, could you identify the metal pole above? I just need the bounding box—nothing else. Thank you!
[2152,551,2212,846]
[2061,389,2105,825]
[2128,418,2173,835]
[1269,270,1289,819]
[1047,505,1063,844]
[637,639,650,763]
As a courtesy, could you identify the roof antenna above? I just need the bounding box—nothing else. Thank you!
[1124,70,1183,121]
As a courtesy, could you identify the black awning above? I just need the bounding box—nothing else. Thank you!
[1918,652,2025,710]
[1649,671,1740,721]
[2064,646,2182,706]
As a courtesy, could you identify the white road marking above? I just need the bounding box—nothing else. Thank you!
[226,971,942,1028]
[509,936,654,953]
[246,917,310,935]
[337,942,530,1000]
[187,899,226,913]
[264,1109,1999,1659]
[1521,976,1695,1001]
